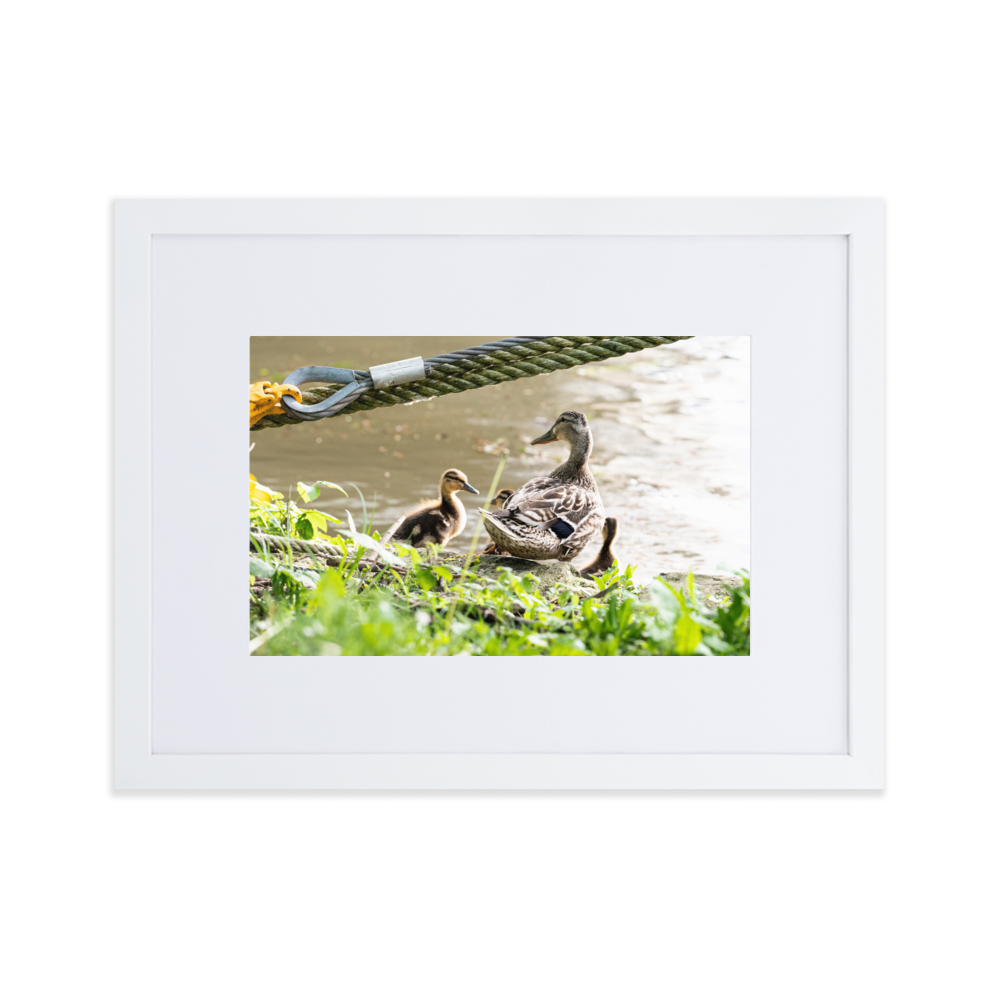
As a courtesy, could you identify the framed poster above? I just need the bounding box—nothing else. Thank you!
[120,202,881,786]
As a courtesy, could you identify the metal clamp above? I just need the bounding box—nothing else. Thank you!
[278,366,366,422]
[369,356,426,389]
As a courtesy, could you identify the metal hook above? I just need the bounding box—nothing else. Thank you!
[277,366,368,421]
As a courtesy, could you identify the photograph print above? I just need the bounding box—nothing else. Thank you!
[250,330,750,657]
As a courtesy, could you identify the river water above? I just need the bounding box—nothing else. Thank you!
[250,336,749,583]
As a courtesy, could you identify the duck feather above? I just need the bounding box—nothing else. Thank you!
[480,411,604,561]
[480,492,604,561]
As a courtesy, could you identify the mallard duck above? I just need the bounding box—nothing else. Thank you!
[483,489,515,554]
[580,517,619,578]
[479,411,605,561]
[385,468,480,547]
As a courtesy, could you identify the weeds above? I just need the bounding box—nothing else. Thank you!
[249,469,749,657]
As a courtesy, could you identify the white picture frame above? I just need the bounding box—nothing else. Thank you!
[115,198,883,789]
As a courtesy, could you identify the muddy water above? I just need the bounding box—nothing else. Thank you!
[250,336,749,583]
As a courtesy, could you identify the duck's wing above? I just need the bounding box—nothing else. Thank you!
[556,503,607,559]
[479,509,564,560]
[491,478,604,549]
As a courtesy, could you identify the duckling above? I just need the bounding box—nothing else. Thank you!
[483,489,515,554]
[385,468,480,547]
[580,517,619,578]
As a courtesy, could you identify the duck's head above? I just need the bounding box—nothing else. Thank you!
[491,488,515,507]
[441,468,480,495]
[602,516,618,546]
[531,410,590,446]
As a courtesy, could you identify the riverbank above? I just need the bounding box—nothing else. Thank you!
[250,336,749,584]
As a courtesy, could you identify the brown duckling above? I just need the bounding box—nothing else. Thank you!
[483,489,515,554]
[580,517,618,578]
[385,468,480,547]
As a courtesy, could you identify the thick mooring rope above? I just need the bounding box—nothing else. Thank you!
[251,531,340,559]
[250,334,690,430]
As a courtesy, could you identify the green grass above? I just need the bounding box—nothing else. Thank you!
[249,474,749,657]
[250,544,749,657]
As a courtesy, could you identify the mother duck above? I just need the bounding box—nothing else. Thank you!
[480,411,604,562]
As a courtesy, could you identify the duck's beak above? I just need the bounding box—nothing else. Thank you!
[531,423,559,445]
[460,482,480,494]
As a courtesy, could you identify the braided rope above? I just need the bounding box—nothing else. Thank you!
[251,532,339,559]
[251,334,690,430]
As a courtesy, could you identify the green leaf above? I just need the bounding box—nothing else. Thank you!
[295,513,315,539]
[674,615,703,655]
[336,528,405,566]
[661,578,689,612]
[297,481,321,503]
[315,480,348,497]
[249,557,274,579]
[303,509,341,531]
[312,569,346,600]
[430,565,454,583]
[647,579,680,624]
[702,634,732,655]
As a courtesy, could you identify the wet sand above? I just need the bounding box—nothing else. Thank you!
[250,336,749,583]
